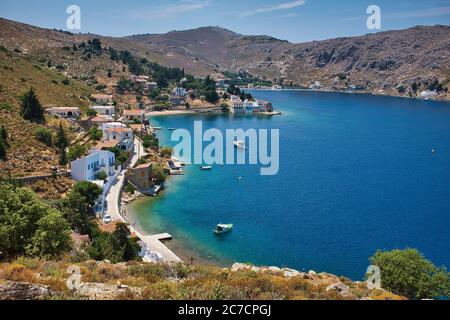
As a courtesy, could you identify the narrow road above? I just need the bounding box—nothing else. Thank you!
[104,138,181,263]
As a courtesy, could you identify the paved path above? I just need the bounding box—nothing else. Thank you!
[105,138,181,263]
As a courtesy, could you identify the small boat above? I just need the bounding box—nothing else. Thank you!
[234,140,246,150]
[168,128,176,131]
[201,166,212,170]
[213,224,233,234]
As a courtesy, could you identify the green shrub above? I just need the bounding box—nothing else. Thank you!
[370,249,450,299]
[34,127,53,146]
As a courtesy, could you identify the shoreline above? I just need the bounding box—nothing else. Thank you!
[126,195,227,267]
[246,87,450,103]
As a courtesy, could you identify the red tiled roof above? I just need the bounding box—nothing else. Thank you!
[124,109,144,116]
[106,127,133,133]
[95,140,120,150]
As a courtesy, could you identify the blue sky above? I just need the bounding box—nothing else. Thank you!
[1,0,449,42]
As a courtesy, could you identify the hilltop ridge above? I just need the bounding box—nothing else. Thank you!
[1,18,448,100]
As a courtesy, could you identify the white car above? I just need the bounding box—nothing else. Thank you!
[103,215,112,224]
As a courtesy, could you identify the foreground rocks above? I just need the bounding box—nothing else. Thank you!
[0,282,53,300]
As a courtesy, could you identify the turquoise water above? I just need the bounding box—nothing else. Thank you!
[130,90,450,280]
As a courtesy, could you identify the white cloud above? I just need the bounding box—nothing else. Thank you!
[129,0,210,19]
[241,0,306,18]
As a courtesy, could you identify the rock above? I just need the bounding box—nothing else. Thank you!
[0,282,53,300]
[231,263,252,272]
[250,266,261,272]
[283,268,301,278]
[326,283,351,297]
[76,283,141,300]
[268,266,281,273]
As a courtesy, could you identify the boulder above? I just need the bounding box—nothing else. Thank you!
[326,282,351,297]
[0,282,53,300]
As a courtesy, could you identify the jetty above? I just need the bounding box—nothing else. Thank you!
[138,232,182,263]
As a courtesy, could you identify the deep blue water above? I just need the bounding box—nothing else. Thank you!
[130,90,450,280]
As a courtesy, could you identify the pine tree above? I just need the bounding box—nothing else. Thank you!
[0,124,7,142]
[55,123,68,150]
[0,138,6,159]
[20,88,44,122]
[59,148,67,166]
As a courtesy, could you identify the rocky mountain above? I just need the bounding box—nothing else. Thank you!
[128,25,450,98]
[0,18,449,98]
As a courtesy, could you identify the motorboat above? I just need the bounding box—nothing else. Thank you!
[213,224,233,234]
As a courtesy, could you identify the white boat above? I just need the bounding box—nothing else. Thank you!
[234,140,246,150]
[213,224,233,234]
[201,166,212,170]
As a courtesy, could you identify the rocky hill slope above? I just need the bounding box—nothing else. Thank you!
[1,18,448,100]
[0,259,404,300]
[128,25,450,99]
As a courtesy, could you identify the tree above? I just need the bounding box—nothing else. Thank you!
[89,126,103,141]
[152,165,167,185]
[370,249,450,299]
[61,182,102,234]
[160,147,173,158]
[0,183,72,259]
[59,148,68,166]
[20,88,45,122]
[34,127,53,146]
[0,124,7,141]
[55,123,68,150]
[0,139,6,159]
[67,144,87,162]
[27,209,72,258]
[96,171,108,182]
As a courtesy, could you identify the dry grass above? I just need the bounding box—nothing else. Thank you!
[0,50,92,179]
[0,260,406,300]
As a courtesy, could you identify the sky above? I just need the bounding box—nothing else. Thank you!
[1,0,449,43]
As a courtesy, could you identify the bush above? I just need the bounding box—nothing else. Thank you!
[370,249,450,299]
[96,171,108,182]
[0,183,72,259]
[34,127,53,146]
[160,147,173,158]
[67,144,87,162]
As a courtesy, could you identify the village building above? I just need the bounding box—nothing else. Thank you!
[91,94,113,105]
[90,115,115,126]
[94,140,120,151]
[104,127,134,151]
[70,149,120,215]
[90,105,115,116]
[172,87,187,96]
[123,109,145,123]
[126,163,154,191]
[45,107,80,118]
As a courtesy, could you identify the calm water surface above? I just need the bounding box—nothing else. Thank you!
[129,90,450,280]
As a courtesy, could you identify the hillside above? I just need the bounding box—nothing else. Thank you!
[1,18,449,100]
[127,25,450,99]
[0,47,95,182]
[0,259,404,300]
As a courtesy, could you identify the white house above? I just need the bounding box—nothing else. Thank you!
[46,107,80,118]
[91,94,113,105]
[101,122,126,136]
[90,105,115,116]
[71,150,116,182]
[104,127,134,151]
[71,149,120,216]
[230,96,265,114]
[123,109,145,123]
[172,87,187,96]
